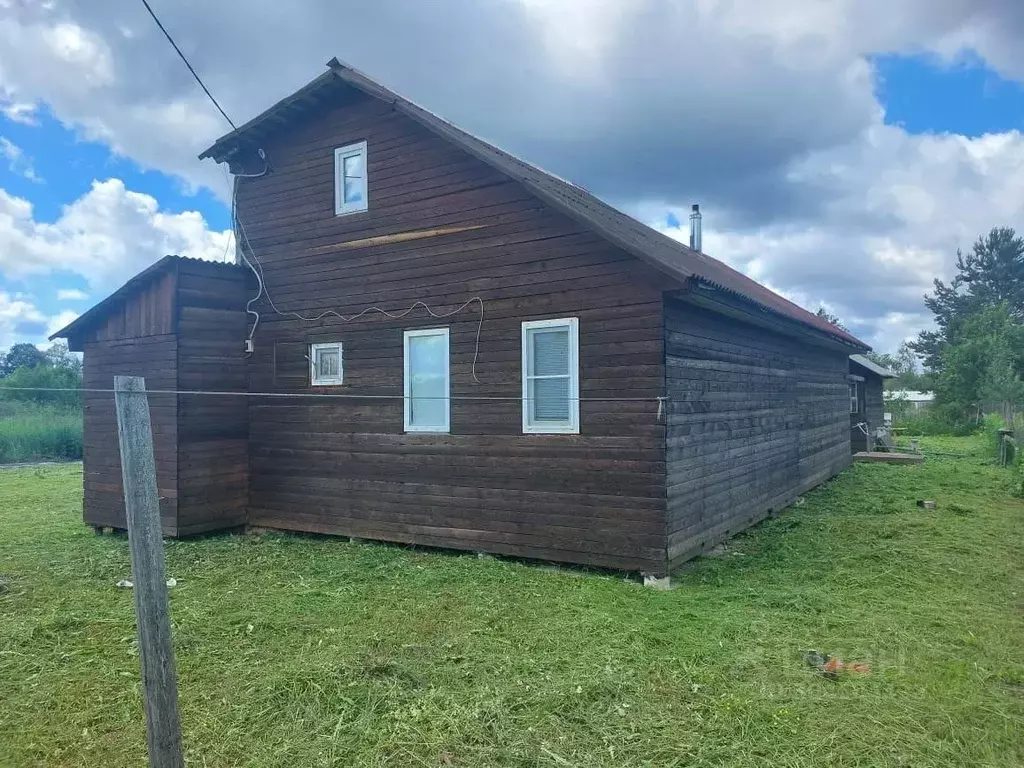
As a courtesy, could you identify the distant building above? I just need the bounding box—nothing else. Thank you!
[885,390,935,412]
[849,355,897,452]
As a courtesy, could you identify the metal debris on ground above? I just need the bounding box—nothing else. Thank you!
[917,500,937,510]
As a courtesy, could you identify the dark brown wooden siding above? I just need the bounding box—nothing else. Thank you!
[851,374,884,452]
[235,95,669,573]
[85,270,177,342]
[664,298,851,569]
[175,260,249,535]
[81,334,179,534]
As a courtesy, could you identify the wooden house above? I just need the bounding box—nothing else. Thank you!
[849,354,897,452]
[53,60,870,576]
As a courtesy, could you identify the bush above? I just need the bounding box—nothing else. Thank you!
[981,413,1009,459]
[0,403,83,463]
[0,364,82,408]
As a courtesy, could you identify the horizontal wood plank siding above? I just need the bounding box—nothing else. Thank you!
[82,333,178,534]
[236,95,667,572]
[175,260,249,534]
[664,298,851,569]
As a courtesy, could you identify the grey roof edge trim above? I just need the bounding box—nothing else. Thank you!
[49,256,241,341]
[199,70,338,161]
[850,354,898,378]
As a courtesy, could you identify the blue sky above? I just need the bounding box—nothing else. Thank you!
[0,106,228,340]
[0,1,1022,355]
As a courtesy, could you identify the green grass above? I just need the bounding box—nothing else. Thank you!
[0,403,83,463]
[1,436,1022,767]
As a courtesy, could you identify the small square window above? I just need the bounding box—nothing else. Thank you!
[335,141,368,215]
[311,342,343,386]
[522,318,579,434]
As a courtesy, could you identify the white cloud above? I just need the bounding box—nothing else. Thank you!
[0,137,41,182]
[0,1,1021,355]
[45,309,80,339]
[658,125,1024,351]
[0,290,46,351]
[0,97,37,125]
[0,179,233,292]
[56,288,89,301]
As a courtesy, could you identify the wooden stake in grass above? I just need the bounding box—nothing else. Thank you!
[114,375,184,768]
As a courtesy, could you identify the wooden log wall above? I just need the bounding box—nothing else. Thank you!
[235,93,670,573]
[664,298,852,569]
[175,260,249,535]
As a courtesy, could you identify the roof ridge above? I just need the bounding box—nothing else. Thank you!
[198,59,868,350]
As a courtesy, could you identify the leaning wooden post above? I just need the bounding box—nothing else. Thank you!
[114,375,184,768]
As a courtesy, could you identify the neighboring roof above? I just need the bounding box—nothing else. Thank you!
[49,256,240,341]
[885,390,935,402]
[200,59,868,350]
[850,354,897,379]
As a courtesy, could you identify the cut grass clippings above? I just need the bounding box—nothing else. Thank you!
[0,436,1022,766]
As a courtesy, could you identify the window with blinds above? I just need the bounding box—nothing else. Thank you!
[521,318,579,434]
[310,342,343,386]
[404,328,450,432]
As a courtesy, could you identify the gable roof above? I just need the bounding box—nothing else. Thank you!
[49,256,240,342]
[850,354,897,379]
[201,59,868,350]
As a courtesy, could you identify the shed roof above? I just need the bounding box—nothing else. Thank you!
[850,354,897,379]
[200,59,868,351]
[49,255,240,341]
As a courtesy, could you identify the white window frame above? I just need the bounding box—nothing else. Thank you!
[850,381,860,414]
[521,317,580,435]
[334,140,368,215]
[403,327,450,433]
[310,342,343,386]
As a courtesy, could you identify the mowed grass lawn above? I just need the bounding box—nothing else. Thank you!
[1,437,1022,767]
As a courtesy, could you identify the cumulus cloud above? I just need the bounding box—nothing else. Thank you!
[56,288,89,301]
[0,290,47,350]
[0,1,1021,353]
[0,179,232,292]
[45,309,80,339]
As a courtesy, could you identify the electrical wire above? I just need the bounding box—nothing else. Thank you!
[231,180,486,384]
[139,0,237,130]
[0,387,660,403]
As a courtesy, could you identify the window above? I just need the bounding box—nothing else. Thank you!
[334,141,368,215]
[310,342,343,386]
[850,381,860,414]
[522,318,579,434]
[404,328,450,433]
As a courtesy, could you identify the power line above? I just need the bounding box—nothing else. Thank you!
[0,387,662,404]
[139,0,237,130]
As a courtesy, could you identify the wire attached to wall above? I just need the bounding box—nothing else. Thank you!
[231,174,486,384]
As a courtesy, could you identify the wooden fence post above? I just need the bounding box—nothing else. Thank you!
[114,375,184,768]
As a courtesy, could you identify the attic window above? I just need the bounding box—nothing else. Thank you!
[334,141,368,215]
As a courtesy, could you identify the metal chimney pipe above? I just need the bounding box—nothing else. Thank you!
[689,204,702,251]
